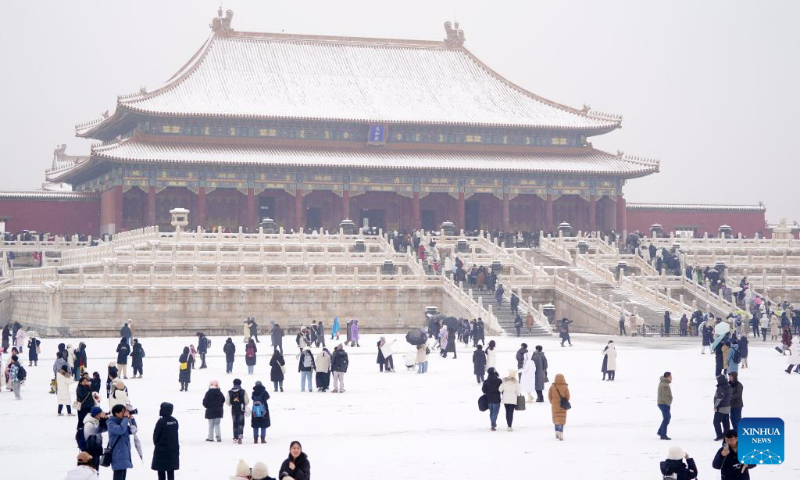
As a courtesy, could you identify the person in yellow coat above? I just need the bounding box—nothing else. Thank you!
[548,373,571,440]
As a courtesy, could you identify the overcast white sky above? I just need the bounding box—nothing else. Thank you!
[1,0,797,222]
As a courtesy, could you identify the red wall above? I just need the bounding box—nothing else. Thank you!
[0,198,100,236]
[626,208,766,237]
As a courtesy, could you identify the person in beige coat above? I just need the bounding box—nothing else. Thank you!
[108,378,130,411]
[498,369,521,431]
[769,313,780,341]
[548,373,570,440]
[56,364,74,415]
[415,344,428,374]
[315,348,331,392]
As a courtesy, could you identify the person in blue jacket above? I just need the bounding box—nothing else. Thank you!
[107,403,137,480]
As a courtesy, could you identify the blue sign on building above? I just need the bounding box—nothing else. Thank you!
[368,125,387,145]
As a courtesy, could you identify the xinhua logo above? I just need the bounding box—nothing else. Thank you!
[738,418,784,465]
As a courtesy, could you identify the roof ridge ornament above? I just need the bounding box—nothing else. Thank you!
[211,8,234,35]
[444,21,465,47]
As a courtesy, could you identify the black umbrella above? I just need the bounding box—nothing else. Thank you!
[405,329,427,346]
[443,316,460,331]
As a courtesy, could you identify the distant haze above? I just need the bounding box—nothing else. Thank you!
[1,0,797,222]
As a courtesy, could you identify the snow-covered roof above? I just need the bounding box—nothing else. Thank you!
[67,139,658,177]
[78,29,621,136]
[0,191,97,200]
[627,203,766,212]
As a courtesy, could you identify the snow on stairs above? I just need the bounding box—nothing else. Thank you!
[609,287,666,326]
[531,247,571,267]
[470,290,552,336]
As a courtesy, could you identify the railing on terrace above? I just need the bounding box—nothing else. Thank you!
[441,275,502,335]
[645,234,800,251]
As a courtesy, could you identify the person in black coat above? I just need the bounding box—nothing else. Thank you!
[472,344,487,383]
[712,430,756,480]
[269,349,285,392]
[152,402,180,480]
[116,338,130,379]
[245,339,258,375]
[738,336,749,368]
[196,332,209,369]
[91,371,102,394]
[660,446,698,480]
[271,324,284,354]
[74,342,87,380]
[75,375,95,428]
[202,380,225,442]
[106,364,118,398]
[664,311,671,337]
[713,374,732,441]
[130,339,145,378]
[223,338,236,374]
[250,381,271,443]
[179,347,192,392]
[249,319,260,343]
[481,367,502,431]
[279,441,310,480]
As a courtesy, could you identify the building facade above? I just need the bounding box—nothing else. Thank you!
[44,13,657,235]
[626,203,767,238]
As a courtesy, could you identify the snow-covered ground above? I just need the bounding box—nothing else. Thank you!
[1,332,797,479]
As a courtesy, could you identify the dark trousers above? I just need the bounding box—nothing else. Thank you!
[730,407,742,432]
[252,332,260,342]
[273,341,283,354]
[560,334,572,346]
[157,471,175,480]
[57,404,72,414]
[475,373,485,383]
[113,470,127,480]
[619,324,626,335]
[504,404,515,427]
[536,389,544,402]
[664,322,670,336]
[761,328,767,341]
[715,350,723,376]
[713,411,731,439]
[226,360,233,373]
[657,404,671,437]
[232,410,245,439]
[132,365,142,376]
[199,352,207,368]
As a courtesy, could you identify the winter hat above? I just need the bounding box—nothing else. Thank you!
[251,461,269,479]
[90,406,103,417]
[255,381,263,387]
[76,451,93,463]
[235,459,250,477]
[233,378,242,386]
[113,379,125,390]
[667,445,684,461]
[507,369,517,378]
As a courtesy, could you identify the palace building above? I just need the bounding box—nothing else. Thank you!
[6,12,663,235]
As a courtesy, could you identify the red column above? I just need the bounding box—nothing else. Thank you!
[342,189,350,221]
[545,194,554,232]
[589,194,597,232]
[196,187,206,229]
[412,192,421,229]
[502,193,510,231]
[617,195,627,234]
[113,185,123,234]
[457,192,465,230]
[295,188,304,231]
[146,187,156,227]
[246,188,256,230]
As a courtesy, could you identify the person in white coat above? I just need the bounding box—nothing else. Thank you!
[786,335,800,374]
[56,364,74,415]
[61,452,97,480]
[498,369,522,431]
[601,341,617,381]
[108,378,130,411]
[486,340,498,370]
[519,351,537,402]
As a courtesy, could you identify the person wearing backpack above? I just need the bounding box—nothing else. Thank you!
[223,338,236,374]
[9,354,24,399]
[250,381,271,444]
[298,348,316,392]
[245,339,258,375]
[202,380,225,442]
[727,340,741,375]
[130,339,145,379]
[331,343,349,393]
[225,378,249,444]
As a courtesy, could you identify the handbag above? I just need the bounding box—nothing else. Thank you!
[515,394,526,411]
[100,436,122,468]
[280,364,286,374]
[180,362,188,370]
[556,387,571,410]
[478,394,488,412]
